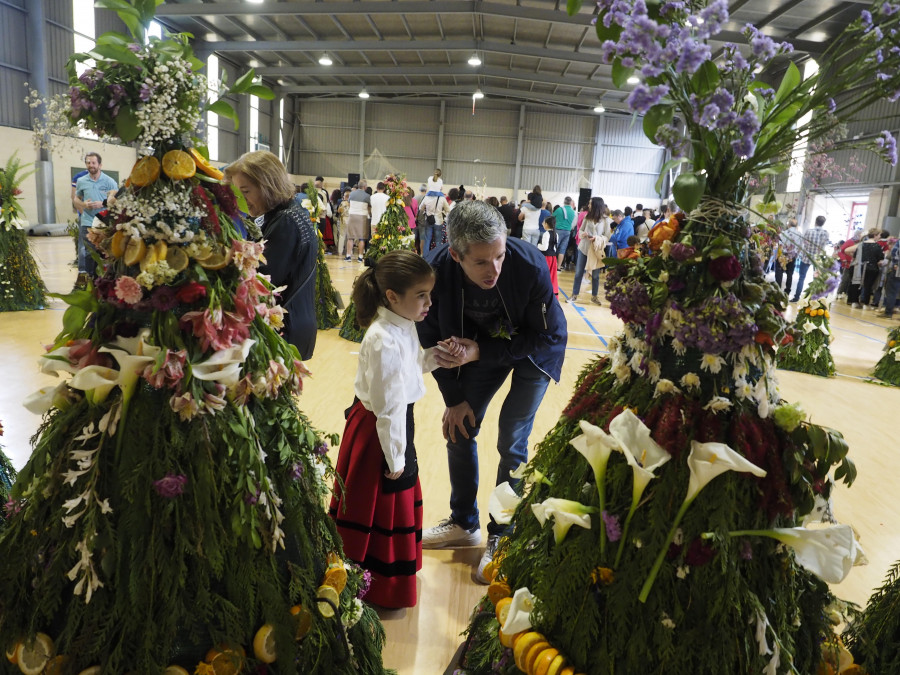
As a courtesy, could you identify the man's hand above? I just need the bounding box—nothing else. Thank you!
[443,401,476,443]
[433,337,480,369]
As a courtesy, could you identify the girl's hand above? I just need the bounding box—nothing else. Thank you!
[434,338,479,368]
[384,468,404,480]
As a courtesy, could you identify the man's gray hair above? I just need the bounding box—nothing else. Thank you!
[447,200,506,256]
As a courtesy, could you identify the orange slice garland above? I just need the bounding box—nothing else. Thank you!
[162,149,197,180]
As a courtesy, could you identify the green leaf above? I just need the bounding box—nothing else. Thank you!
[89,44,144,68]
[231,183,249,214]
[115,106,141,142]
[808,424,827,461]
[671,172,706,213]
[245,84,275,100]
[769,101,803,128]
[655,157,689,194]
[231,68,257,93]
[207,100,239,129]
[690,60,720,96]
[566,0,583,16]
[707,248,734,260]
[595,19,622,44]
[95,0,142,39]
[759,164,788,176]
[642,104,674,145]
[60,306,89,337]
[188,56,205,72]
[774,61,801,106]
[611,59,635,90]
[94,32,131,47]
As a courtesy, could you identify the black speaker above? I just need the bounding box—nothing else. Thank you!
[578,188,592,210]
[348,172,360,187]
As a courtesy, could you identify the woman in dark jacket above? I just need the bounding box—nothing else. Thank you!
[225,151,318,360]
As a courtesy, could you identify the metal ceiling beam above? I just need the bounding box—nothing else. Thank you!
[256,64,612,90]
[196,39,607,65]
[157,1,596,27]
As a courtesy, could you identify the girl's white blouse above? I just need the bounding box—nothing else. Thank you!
[354,306,439,472]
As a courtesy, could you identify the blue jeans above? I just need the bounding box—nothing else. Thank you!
[447,359,551,536]
[422,222,444,252]
[572,249,601,297]
[793,261,811,299]
[77,225,98,276]
[556,230,571,260]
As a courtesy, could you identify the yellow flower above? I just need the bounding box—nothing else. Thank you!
[591,566,615,585]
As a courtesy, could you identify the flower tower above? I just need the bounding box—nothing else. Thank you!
[871,325,900,386]
[0,421,14,518]
[299,183,342,330]
[339,173,416,342]
[0,152,46,312]
[452,1,900,674]
[0,4,390,674]
[777,256,838,377]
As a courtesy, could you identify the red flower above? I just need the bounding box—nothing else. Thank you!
[175,281,207,304]
[754,331,774,347]
[780,333,794,346]
[708,255,742,281]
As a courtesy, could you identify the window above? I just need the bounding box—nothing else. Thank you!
[206,55,220,161]
[786,59,819,193]
[279,98,286,164]
[146,20,162,42]
[249,94,260,151]
[72,0,95,76]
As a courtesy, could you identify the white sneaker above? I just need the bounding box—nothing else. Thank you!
[567,295,578,304]
[852,302,862,309]
[421,517,482,549]
[473,534,501,584]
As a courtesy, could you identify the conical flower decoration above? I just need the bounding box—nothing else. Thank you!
[0,152,46,312]
[872,324,900,386]
[777,255,838,377]
[339,173,416,342]
[448,0,900,673]
[0,2,391,673]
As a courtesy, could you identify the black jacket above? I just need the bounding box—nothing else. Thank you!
[258,200,318,360]
[417,237,567,407]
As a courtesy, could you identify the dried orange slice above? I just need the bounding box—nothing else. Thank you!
[190,148,224,180]
[498,628,521,649]
[124,237,147,266]
[166,246,190,273]
[524,641,551,674]
[44,656,72,675]
[204,645,244,675]
[316,584,340,618]
[513,632,544,671]
[494,596,513,624]
[162,150,196,180]
[5,642,18,664]
[129,156,160,187]
[487,579,511,605]
[323,565,348,594]
[252,624,277,664]
[533,648,560,675]
[15,633,54,675]
[198,243,232,270]
[290,605,313,640]
[163,667,189,675]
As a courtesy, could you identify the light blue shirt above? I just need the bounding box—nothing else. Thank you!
[75,172,117,228]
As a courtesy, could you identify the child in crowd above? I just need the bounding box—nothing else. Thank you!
[617,235,642,260]
[426,168,443,196]
[537,215,559,295]
[329,251,465,608]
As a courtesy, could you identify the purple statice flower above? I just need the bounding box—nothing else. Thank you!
[675,38,711,74]
[883,2,900,16]
[746,24,777,61]
[673,294,758,353]
[654,124,689,156]
[732,109,761,158]
[698,0,729,37]
[696,103,720,129]
[826,98,837,113]
[315,443,328,457]
[109,83,126,102]
[876,130,899,165]
[153,473,188,498]
[660,1,686,14]
[602,511,622,542]
[861,9,874,30]
[290,462,304,480]
[756,87,776,99]
[723,44,750,73]
[874,26,885,40]
[626,83,670,114]
[357,569,372,599]
[709,88,735,112]
[607,275,652,324]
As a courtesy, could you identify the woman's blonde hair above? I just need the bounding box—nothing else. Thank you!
[224,151,295,212]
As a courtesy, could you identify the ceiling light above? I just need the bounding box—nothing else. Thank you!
[359,89,370,99]
[247,0,263,4]
[626,75,640,85]
[318,54,333,66]
[468,53,482,66]
[593,104,605,113]
[473,89,484,99]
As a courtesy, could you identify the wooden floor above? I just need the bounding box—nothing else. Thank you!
[2,237,900,674]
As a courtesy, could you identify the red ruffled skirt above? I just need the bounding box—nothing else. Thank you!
[545,256,559,294]
[328,400,422,608]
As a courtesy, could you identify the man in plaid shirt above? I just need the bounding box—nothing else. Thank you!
[875,239,900,318]
[791,215,830,301]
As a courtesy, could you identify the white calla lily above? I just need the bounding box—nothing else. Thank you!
[531,497,594,545]
[110,329,161,360]
[23,381,70,414]
[730,524,861,585]
[502,586,536,635]
[191,339,255,387]
[509,462,550,487]
[99,347,157,398]
[685,441,767,503]
[569,420,617,553]
[38,346,78,376]
[488,482,522,525]
[69,366,120,404]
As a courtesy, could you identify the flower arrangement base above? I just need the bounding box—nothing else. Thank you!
[0,227,47,312]
[339,301,365,343]
[778,298,836,377]
[316,233,341,330]
[454,351,857,675]
[844,559,900,673]
[872,326,900,386]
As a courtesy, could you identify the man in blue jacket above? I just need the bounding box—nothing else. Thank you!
[417,200,567,583]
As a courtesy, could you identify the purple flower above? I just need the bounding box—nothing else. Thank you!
[669,242,696,261]
[626,83,670,114]
[357,569,372,599]
[675,38,711,74]
[290,462,304,480]
[315,443,328,457]
[646,311,664,339]
[827,98,837,113]
[602,511,622,542]
[876,130,898,165]
[883,2,900,16]
[696,103,720,129]
[150,286,178,311]
[861,9,873,30]
[732,109,760,158]
[153,473,188,498]
[139,81,155,102]
[708,255,742,281]
[668,278,687,292]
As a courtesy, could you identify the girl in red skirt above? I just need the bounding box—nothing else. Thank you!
[329,250,463,608]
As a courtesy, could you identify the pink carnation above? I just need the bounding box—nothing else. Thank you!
[114,276,143,305]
